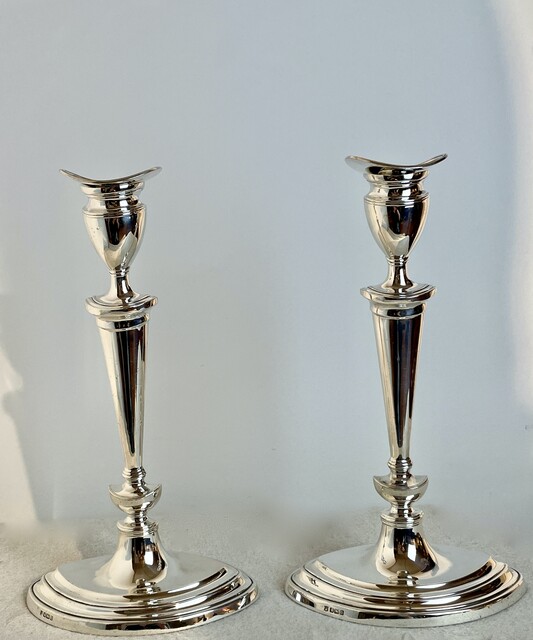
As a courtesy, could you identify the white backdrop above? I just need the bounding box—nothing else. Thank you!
[2,0,532,548]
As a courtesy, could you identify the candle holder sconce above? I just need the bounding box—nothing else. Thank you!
[285,154,525,627]
[27,167,257,635]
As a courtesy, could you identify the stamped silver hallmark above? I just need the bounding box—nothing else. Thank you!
[324,606,344,615]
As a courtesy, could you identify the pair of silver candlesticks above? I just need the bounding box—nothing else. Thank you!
[26,155,525,635]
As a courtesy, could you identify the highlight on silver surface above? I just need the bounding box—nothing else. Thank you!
[26,168,257,635]
[285,154,525,626]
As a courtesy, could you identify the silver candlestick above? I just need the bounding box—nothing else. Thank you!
[285,155,525,626]
[27,168,257,635]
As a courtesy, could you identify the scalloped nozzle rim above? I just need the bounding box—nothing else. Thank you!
[345,154,447,174]
[60,167,162,188]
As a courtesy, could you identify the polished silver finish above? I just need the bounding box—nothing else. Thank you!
[285,155,525,626]
[27,168,257,635]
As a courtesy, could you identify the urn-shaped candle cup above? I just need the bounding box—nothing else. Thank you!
[60,167,161,308]
[345,154,446,293]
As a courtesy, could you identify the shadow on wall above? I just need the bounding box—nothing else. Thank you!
[1,294,36,524]
[0,174,99,524]
[0,290,60,524]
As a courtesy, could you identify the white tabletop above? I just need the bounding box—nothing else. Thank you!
[3,507,530,640]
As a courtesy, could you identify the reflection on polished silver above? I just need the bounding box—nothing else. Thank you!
[27,168,257,635]
[285,155,525,626]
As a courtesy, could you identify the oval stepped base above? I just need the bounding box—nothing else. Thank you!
[286,543,524,627]
[28,550,257,635]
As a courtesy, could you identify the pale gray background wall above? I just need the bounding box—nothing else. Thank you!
[2,0,532,547]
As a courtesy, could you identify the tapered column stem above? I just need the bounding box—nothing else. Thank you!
[373,302,423,468]
[85,280,159,539]
[95,311,151,474]
[365,295,432,526]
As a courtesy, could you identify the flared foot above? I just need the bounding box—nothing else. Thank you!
[286,543,524,627]
[27,551,257,635]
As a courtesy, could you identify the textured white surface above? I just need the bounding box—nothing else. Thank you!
[3,508,531,640]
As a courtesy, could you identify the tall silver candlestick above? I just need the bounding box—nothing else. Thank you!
[285,155,525,626]
[27,168,257,635]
